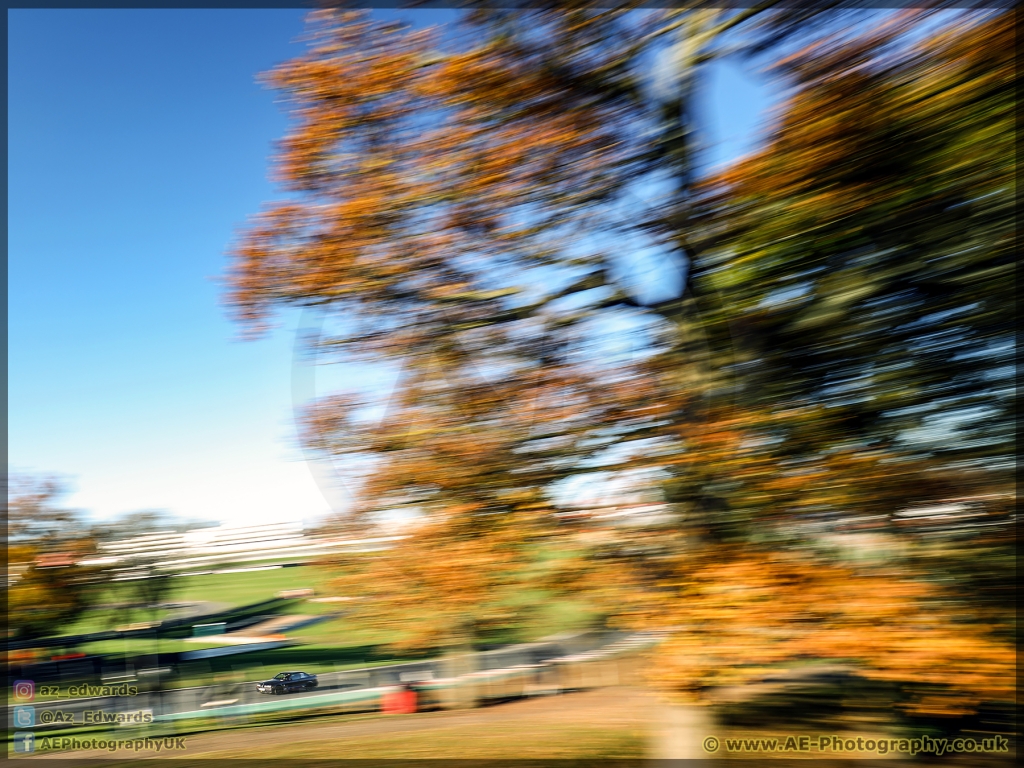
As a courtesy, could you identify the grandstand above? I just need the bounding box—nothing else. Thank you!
[79,520,401,576]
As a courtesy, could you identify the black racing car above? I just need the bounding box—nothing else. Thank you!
[256,671,318,695]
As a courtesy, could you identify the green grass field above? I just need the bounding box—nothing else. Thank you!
[170,565,332,607]
[62,555,597,640]
[57,565,333,637]
[39,551,602,696]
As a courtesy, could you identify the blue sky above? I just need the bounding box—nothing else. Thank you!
[8,9,773,528]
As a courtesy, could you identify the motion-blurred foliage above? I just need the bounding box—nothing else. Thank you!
[227,4,1014,723]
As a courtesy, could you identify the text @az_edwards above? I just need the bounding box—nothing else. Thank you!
[702,733,1012,756]
[38,709,153,725]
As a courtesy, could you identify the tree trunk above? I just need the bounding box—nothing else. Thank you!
[651,698,717,760]
[441,620,478,710]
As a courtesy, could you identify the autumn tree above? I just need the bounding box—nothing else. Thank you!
[226,4,1014,721]
[6,474,112,641]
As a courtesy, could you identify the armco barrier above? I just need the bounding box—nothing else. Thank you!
[156,685,393,722]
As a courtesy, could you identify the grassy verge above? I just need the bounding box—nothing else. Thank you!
[15,719,646,762]
[19,688,653,760]
[199,721,647,759]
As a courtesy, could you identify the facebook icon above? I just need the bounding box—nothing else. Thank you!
[13,732,35,753]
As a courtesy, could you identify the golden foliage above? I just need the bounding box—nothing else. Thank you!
[640,550,1014,717]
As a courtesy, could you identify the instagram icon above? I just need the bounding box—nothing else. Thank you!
[13,680,35,702]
